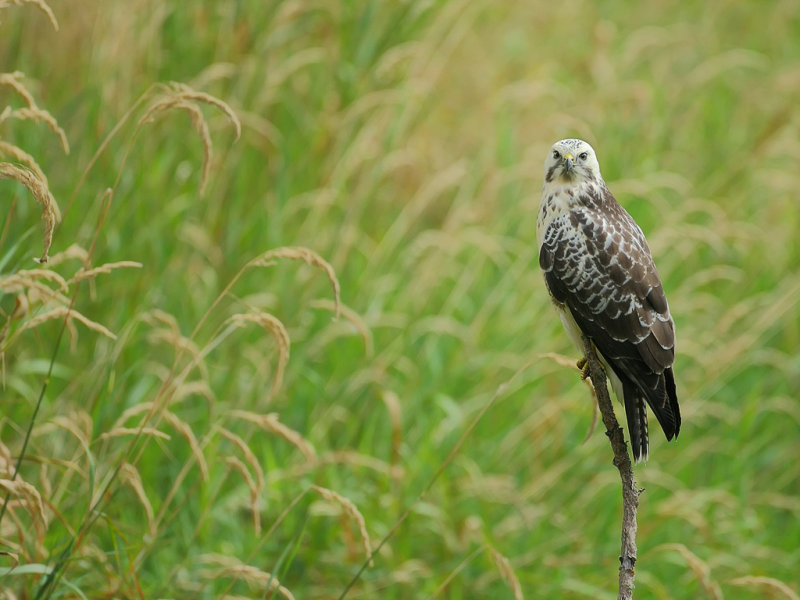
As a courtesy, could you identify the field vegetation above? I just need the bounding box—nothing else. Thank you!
[1,1,799,598]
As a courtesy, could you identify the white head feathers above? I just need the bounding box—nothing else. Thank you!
[543,138,603,185]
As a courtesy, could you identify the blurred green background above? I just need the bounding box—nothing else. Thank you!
[1,1,799,598]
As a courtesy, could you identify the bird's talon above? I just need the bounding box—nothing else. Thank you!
[577,357,591,380]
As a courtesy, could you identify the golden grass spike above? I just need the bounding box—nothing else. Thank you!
[488,547,524,600]
[110,402,153,431]
[0,71,36,106]
[42,243,89,266]
[730,576,800,600]
[652,543,723,600]
[0,277,69,308]
[68,261,143,284]
[0,268,68,291]
[0,140,48,184]
[138,83,240,194]
[163,411,209,482]
[45,414,91,448]
[217,427,264,492]
[0,477,47,541]
[309,298,373,355]
[226,312,290,398]
[311,485,373,567]
[229,409,316,461]
[0,162,60,262]
[224,456,260,535]
[119,463,155,536]
[251,246,341,319]
[171,380,215,407]
[197,554,295,600]
[139,98,212,193]
[98,427,171,441]
[1,108,69,154]
[168,82,241,140]
[0,0,58,30]
[19,306,117,339]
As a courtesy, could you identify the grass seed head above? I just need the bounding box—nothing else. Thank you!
[226,312,290,399]
[138,82,241,194]
[0,0,59,30]
[311,484,373,567]
[0,162,60,262]
[250,246,341,319]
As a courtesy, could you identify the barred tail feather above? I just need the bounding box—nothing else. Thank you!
[642,369,680,441]
[623,385,649,463]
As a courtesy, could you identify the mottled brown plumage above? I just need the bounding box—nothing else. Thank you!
[537,139,680,462]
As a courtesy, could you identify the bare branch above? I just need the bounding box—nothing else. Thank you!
[581,335,639,600]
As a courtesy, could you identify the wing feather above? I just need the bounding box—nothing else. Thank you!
[540,184,680,440]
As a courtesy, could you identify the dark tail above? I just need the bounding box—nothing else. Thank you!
[624,367,680,463]
[643,367,681,441]
[662,367,681,439]
[623,383,649,463]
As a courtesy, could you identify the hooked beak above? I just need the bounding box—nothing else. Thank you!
[563,153,574,173]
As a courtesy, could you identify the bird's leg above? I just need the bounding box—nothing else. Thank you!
[577,357,591,380]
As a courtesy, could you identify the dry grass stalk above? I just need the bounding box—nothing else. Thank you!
[226,312,290,398]
[310,298,373,355]
[0,162,59,262]
[311,485,373,567]
[0,73,69,153]
[111,402,154,431]
[0,140,48,184]
[197,554,295,599]
[730,576,800,600]
[119,463,155,536]
[488,547,524,600]
[223,456,261,535]
[68,261,142,284]
[19,306,117,339]
[98,427,171,441]
[163,411,209,482]
[653,543,723,600]
[1,108,69,153]
[0,477,47,542]
[45,243,89,266]
[249,247,341,319]
[171,379,215,407]
[0,1,59,30]
[161,100,212,193]
[218,427,264,492]
[45,414,91,449]
[0,268,68,292]
[0,71,36,105]
[164,82,241,139]
[138,82,240,194]
[229,409,316,462]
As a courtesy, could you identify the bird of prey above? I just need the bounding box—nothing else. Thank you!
[537,138,680,462]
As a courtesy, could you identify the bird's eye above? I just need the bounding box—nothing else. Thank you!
[553,150,561,160]
[579,152,588,160]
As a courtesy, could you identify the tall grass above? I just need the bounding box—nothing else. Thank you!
[1,0,799,598]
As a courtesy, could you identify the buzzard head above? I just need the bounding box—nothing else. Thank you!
[544,138,602,184]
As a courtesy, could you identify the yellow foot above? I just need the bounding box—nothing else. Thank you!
[576,357,591,380]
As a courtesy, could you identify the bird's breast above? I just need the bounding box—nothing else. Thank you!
[537,192,568,250]
[537,182,592,251]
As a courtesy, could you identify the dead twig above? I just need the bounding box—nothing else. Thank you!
[581,335,639,600]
